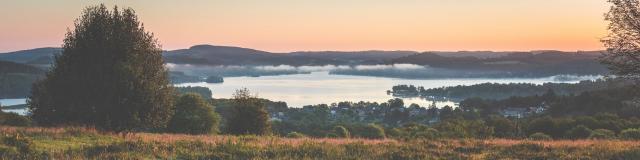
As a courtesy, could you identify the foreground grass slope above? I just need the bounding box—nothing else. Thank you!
[0,126,639,159]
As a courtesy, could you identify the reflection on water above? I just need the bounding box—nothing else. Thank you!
[177,72,597,108]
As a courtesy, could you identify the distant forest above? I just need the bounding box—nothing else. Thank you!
[1,45,608,79]
[390,78,635,100]
[0,61,44,98]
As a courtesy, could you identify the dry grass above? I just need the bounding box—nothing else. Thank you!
[485,138,640,148]
[133,132,398,147]
[1,126,639,159]
[2,126,638,147]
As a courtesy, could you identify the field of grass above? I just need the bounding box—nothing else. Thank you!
[0,126,639,159]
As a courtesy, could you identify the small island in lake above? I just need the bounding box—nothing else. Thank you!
[205,75,224,83]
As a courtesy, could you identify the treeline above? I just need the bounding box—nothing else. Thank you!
[391,51,608,77]
[240,84,639,140]
[391,78,634,100]
[0,61,44,98]
[21,5,272,137]
[8,82,640,140]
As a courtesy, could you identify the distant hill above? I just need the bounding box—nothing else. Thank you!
[0,47,61,68]
[0,60,44,75]
[0,60,44,99]
[163,45,415,66]
[288,50,416,64]
[163,45,333,66]
[391,51,608,76]
[0,45,608,76]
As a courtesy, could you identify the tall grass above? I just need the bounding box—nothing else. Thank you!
[0,126,638,159]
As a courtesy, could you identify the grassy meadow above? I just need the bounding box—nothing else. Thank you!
[0,126,639,159]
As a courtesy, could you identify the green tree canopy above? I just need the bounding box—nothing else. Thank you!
[168,93,220,134]
[28,5,174,132]
[603,0,640,77]
[565,125,593,139]
[360,124,386,139]
[227,88,271,135]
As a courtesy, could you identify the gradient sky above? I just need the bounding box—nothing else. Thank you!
[0,0,609,53]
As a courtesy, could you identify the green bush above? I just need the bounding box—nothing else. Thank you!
[589,129,616,139]
[333,126,350,138]
[0,112,31,127]
[529,132,552,141]
[360,124,386,139]
[620,128,640,140]
[168,93,221,134]
[565,125,592,139]
[227,88,271,135]
[414,128,440,140]
[286,132,306,138]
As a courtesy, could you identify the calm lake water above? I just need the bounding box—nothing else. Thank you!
[177,72,599,108]
[0,98,28,115]
[0,72,599,115]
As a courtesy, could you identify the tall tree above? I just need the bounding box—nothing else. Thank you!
[28,5,174,132]
[602,0,640,78]
[227,88,271,135]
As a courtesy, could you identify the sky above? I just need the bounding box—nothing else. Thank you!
[0,0,609,53]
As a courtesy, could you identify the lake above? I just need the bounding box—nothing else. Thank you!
[177,72,599,108]
[0,98,28,115]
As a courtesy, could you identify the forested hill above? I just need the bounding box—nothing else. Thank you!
[0,60,44,74]
[1,45,606,71]
[0,47,61,68]
[162,45,418,66]
[391,78,634,101]
[0,61,44,98]
[391,51,608,76]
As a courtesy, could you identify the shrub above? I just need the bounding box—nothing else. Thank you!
[286,132,306,138]
[414,128,440,140]
[620,128,640,140]
[168,93,221,134]
[0,112,31,127]
[360,124,386,139]
[333,126,350,138]
[565,125,592,139]
[589,129,616,139]
[227,88,271,135]
[529,132,552,141]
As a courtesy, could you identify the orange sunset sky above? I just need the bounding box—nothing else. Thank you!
[0,0,609,53]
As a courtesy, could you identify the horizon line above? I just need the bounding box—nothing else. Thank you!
[0,44,606,54]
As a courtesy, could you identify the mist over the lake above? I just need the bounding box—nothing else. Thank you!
[166,63,602,80]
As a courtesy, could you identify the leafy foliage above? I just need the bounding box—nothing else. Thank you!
[358,124,386,139]
[565,125,593,139]
[28,5,174,132]
[620,128,640,140]
[174,86,212,99]
[0,112,31,127]
[398,78,634,100]
[168,93,220,134]
[528,133,552,141]
[589,129,616,139]
[227,88,271,135]
[602,0,640,77]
